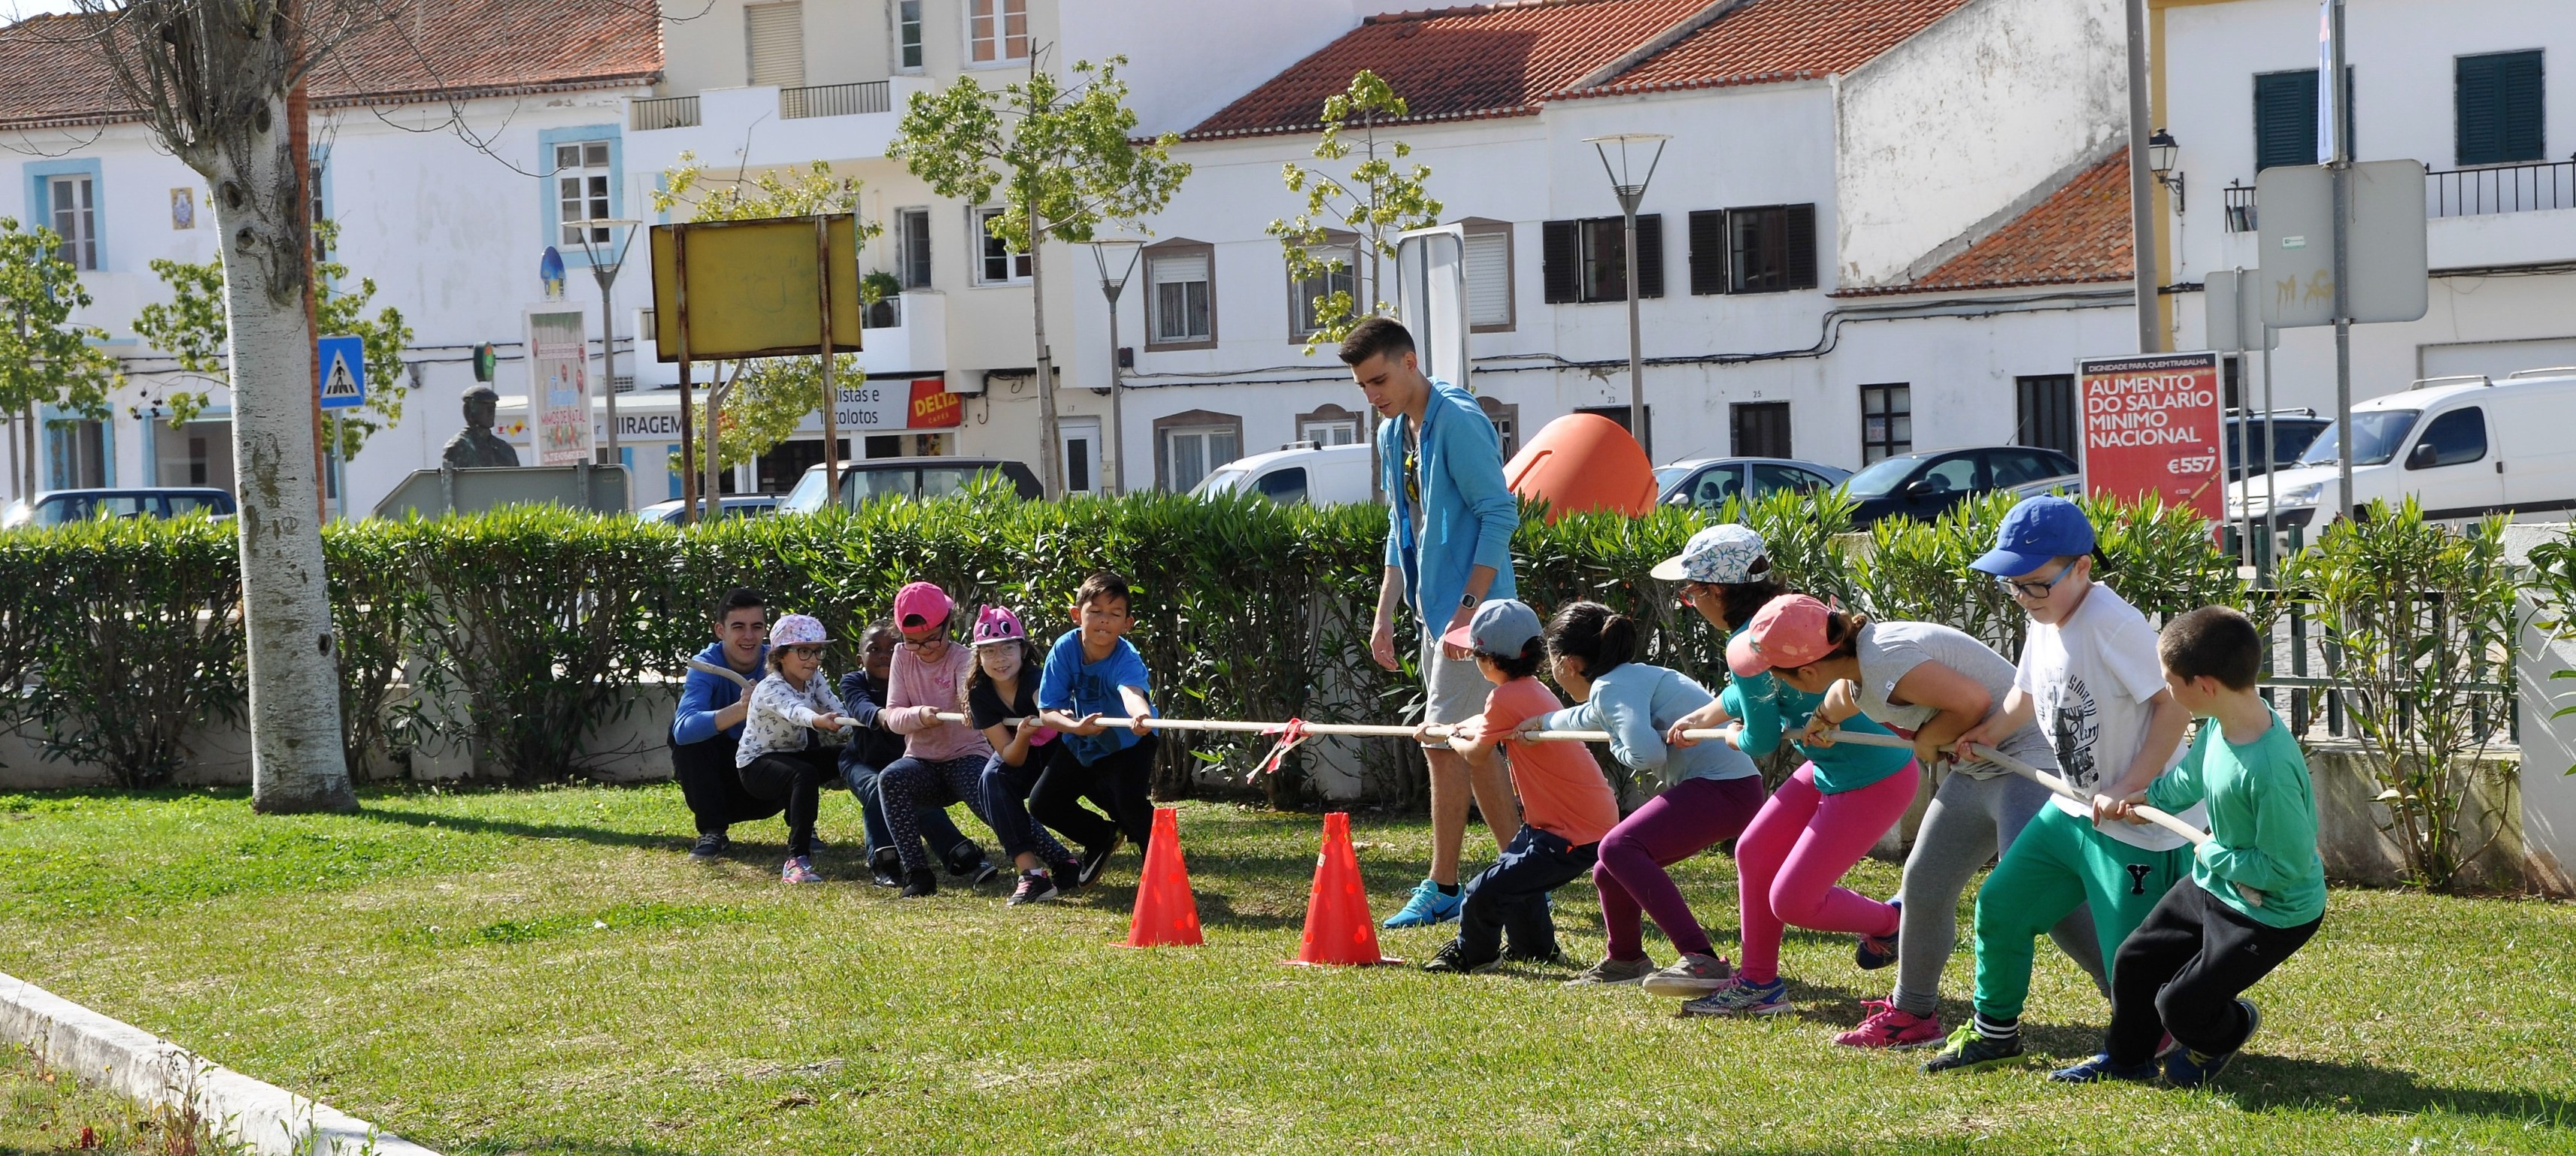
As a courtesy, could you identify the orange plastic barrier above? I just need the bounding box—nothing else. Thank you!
[1288,812,1400,966]
[1502,413,1657,521]
[1119,807,1203,948]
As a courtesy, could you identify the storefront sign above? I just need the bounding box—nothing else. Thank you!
[2076,351,2224,521]
[831,378,961,431]
[526,307,593,466]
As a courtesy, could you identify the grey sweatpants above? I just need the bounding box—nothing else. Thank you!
[1891,770,2107,1018]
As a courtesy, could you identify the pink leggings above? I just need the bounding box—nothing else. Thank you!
[1594,774,1767,962]
[1735,761,1921,985]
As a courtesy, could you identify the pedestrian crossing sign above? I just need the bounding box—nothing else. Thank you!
[318,335,366,410]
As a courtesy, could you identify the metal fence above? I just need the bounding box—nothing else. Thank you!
[780,81,892,120]
[2223,182,2258,233]
[630,95,700,132]
[2252,590,2519,746]
[2429,156,2576,218]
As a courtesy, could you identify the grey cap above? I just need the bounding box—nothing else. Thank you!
[1441,598,1544,658]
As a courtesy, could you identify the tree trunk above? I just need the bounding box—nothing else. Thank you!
[1030,204,1061,499]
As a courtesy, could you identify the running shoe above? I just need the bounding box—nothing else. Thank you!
[1640,952,1735,997]
[2165,1000,2259,1088]
[868,849,903,888]
[1680,976,1791,1016]
[2047,1053,2158,1084]
[779,856,823,885]
[1382,879,1465,928]
[689,832,729,860]
[1856,898,1902,970]
[1007,869,1059,906]
[947,841,998,884]
[1076,835,1125,887]
[899,868,938,897]
[1562,955,1659,987]
[1505,941,1567,966]
[1923,1024,2025,1073]
[1834,1000,1941,1048]
[1049,859,1083,891]
[1420,940,1501,975]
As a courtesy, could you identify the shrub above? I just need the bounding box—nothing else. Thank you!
[22,515,245,787]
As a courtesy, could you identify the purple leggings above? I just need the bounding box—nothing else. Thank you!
[1595,774,1767,962]
[1735,761,1920,985]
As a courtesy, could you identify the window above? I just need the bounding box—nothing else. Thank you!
[2015,374,2078,458]
[1750,461,1832,499]
[896,207,932,289]
[44,418,106,489]
[1690,205,1817,295]
[47,174,96,271]
[973,207,1029,284]
[1477,395,1520,460]
[1288,242,1353,340]
[1541,215,1662,304]
[2408,407,2487,469]
[1859,383,1911,464]
[1154,410,1241,492]
[897,0,924,71]
[1256,468,1310,506]
[1987,448,2064,488]
[2254,68,2353,171]
[745,2,805,88]
[1296,403,1363,446]
[1683,466,1742,509]
[1731,401,1791,458]
[967,0,1029,65]
[1146,241,1214,350]
[2457,51,2544,165]
[556,141,613,248]
[1462,219,1514,331]
[1915,454,1980,495]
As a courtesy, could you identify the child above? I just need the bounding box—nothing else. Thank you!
[966,605,1083,905]
[839,622,993,888]
[1926,497,2200,1073]
[733,613,850,885]
[1032,572,1160,885]
[877,582,1002,898]
[2053,606,2325,1087]
[1420,599,1620,974]
[1540,600,1765,994]
[1729,598,2105,1047]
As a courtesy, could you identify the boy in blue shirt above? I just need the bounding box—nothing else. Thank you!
[1032,572,1160,886]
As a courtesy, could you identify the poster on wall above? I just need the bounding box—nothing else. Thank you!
[526,307,594,466]
[2075,351,2225,522]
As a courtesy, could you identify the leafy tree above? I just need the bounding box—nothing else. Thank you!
[1268,71,1443,354]
[891,53,1190,497]
[131,222,414,460]
[0,217,121,492]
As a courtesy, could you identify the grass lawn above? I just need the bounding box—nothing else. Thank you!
[2,784,2571,1156]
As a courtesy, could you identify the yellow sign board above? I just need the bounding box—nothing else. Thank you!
[649,215,864,362]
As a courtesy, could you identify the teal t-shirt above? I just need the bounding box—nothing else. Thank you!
[1717,624,1911,794]
[2147,710,2326,928]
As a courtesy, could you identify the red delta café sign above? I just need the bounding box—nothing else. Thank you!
[2076,352,2224,521]
[908,379,962,428]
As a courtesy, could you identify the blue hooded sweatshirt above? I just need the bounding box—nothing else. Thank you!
[1379,376,1519,625]
[670,640,768,746]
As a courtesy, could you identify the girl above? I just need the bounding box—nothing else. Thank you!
[1541,601,1765,995]
[877,582,1002,898]
[966,605,1082,906]
[734,613,849,885]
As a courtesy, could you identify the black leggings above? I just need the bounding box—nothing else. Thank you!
[1028,734,1158,855]
[671,735,782,836]
[2107,879,2322,1064]
[738,746,832,859]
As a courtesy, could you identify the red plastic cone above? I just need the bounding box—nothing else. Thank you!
[1289,812,1400,966]
[1119,807,1203,948]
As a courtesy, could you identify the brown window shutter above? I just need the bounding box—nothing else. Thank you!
[1688,210,1729,295]
[1786,204,1817,290]
[1541,219,1580,304]
[1635,213,1665,299]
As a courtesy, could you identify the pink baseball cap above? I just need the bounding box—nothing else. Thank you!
[893,582,953,630]
[969,604,1028,647]
[1726,594,1838,677]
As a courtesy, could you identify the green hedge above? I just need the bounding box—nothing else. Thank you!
[0,488,2242,797]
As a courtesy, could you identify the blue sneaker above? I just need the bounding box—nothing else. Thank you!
[1856,898,1901,970]
[1383,878,1464,928]
[1680,976,1792,1016]
[2047,1053,2159,1084]
[2165,1000,2259,1088]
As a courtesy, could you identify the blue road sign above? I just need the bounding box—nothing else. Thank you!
[318,335,366,410]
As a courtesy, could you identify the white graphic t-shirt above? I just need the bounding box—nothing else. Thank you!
[2014,584,2206,852]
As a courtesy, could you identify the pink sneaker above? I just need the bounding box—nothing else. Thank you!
[1835,999,1942,1049]
[780,856,822,885]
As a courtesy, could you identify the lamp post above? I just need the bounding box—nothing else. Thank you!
[571,218,644,471]
[1584,132,1668,457]
[1088,237,1144,495]
[2148,129,2185,213]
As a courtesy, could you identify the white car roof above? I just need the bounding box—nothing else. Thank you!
[2368,371,2576,410]
[1222,442,1372,473]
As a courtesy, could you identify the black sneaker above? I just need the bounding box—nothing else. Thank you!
[868,851,903,888]
[1050,860,1083,891]
[947,842,999,885]
[1421,940,1502,975]
[1505,942,1567,965]
[1856,897,1902,970]
[688,833,729,860]
[1008,870,1060,906]
[1077,835,1124,887]
[899,869,939,898]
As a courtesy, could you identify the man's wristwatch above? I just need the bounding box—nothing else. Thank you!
[1460,592,1480,611]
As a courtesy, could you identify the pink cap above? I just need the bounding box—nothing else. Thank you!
[893,582,953,630]
[771,613,830,648]
[1726,594,1837,677]
[969,604,1027,647]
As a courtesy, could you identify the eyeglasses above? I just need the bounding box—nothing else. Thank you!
[899,632,944,651]
[780,644,825,658]
[1996,557,2080,600]
[1676,580,1717,602]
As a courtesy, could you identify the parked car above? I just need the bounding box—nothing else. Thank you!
[636,495,779,525]
[1839,446,2078,528]
[777,456,1042,513]
[2230,369,2576,536]
[2,487,237,529]
[2221,409,2332,483]
[1190,442,1374,506]
[1654,456,1852,513]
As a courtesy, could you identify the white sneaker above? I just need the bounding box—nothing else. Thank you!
[1640,952,1735,996]
[1562,955,1659,987]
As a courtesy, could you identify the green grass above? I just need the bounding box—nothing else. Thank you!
[3,785,2572,1155]
[2,1042,241,1155]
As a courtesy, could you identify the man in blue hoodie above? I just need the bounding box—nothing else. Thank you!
[670,587,784,858]
[1347,317,1523,928]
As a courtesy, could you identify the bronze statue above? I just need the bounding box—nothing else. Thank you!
[441,384,522,468]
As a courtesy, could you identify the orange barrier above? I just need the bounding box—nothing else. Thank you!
[1502,413,1658,521]
[1289,812,1400,966]
[1119,807,1204,948]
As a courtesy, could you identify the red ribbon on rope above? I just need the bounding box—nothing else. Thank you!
[1247,717,1311,782]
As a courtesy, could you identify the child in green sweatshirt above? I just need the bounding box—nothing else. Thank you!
[2050,606,2326,1088]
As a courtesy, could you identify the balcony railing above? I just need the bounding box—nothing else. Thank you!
[631,95,700,131]
[2223,181,2257,233]
[781,80,891,120]
[2430,156,2576,218]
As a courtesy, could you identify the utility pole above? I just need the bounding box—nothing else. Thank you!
[2127,0,2161,353]
[2327,0,2356,525]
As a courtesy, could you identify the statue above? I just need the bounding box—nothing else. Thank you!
[441,385,523,468]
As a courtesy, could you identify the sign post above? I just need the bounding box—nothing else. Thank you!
[317,334,365,521]
[2077,351,2226,525]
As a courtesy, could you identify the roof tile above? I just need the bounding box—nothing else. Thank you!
[1838,149,2135,297]
[1580,0,1972,96]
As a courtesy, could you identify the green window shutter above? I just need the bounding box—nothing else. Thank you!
[2254,70,2318,171]
[2459,51,2544,165]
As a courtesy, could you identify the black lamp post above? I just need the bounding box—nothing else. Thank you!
[1584,132,1668,456]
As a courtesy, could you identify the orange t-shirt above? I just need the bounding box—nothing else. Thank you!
[1478,676,1620,846]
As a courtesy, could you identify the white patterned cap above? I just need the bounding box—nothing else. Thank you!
[1650,523,1768,584]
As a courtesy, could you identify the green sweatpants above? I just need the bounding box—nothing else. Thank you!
[1971,802,2193,1021]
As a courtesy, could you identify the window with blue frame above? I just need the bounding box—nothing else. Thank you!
[25,160,105,271]
[556,141,614,248]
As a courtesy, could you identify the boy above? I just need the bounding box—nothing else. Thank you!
[1927,497,2203,1072]
[1032,572,1160,885]
[1419,599,1620,974]
[2053,605,2326,1087]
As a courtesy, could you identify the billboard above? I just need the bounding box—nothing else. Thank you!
[526,307,594,466]
[647,215,864,362]
[2077,352,2225,521]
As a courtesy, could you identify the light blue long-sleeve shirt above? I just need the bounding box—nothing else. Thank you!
[1540,662,1759,789]
[1380,377,1518,625]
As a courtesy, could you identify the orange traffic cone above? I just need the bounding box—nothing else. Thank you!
[1117,807,1203,948]
[1289,812,1401,966]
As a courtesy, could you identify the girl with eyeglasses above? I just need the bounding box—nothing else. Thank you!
[875,582,1003,897]
[735,613,851,885]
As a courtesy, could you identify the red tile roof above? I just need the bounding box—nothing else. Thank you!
[1574,0,1973,97]
[0,2,661,132]
[1838,149,2135,297]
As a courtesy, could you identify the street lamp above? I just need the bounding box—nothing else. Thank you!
[1585,132,1668,457]
[2148,129,2185,213]
[571,218,644,467]
[1088,236,1144,495]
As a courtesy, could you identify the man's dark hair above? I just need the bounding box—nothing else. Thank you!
[1338,316,1417,367]
[1075,571,1134,613]
[715,587,766,622]
[2159,605,2263,691]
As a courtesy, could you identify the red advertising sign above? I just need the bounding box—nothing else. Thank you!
[908,378,962,428]
[2076,351,2225,520]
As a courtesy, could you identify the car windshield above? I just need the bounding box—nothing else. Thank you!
[780,468,828,513]
[1841,456,1920,498]
[1190,467,1247,498]
[2299,410,2421,468]
[1652,465,1696,493]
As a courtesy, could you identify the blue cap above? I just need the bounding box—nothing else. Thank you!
[1971,495,2096,576]
[1441,598,1544,658]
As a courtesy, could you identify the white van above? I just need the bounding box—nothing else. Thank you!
[1189,442,1376,506]
[2229,369,2576,536]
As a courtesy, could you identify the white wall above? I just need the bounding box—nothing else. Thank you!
[1059,0,1365,137]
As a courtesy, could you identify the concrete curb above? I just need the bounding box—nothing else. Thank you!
[1,970,440,1156]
